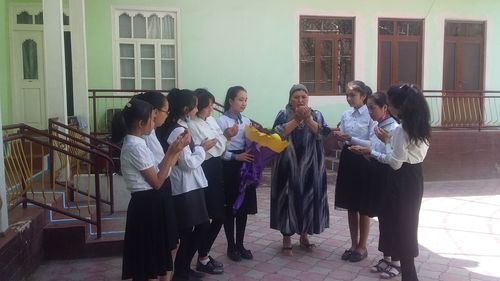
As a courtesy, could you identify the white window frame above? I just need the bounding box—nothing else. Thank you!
[111,6,180,91]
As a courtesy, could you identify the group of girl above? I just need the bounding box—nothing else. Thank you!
[112,86,256,281]
[334,81,431,281]
[113,79,431,281]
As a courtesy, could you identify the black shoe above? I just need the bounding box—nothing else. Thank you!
[238,247,253,260]
[349,250,368,262]
[341,249,353,260]
[196,259,224,274]
[188,269,206,278]
[227,249,242,261]
[208,255,224,268]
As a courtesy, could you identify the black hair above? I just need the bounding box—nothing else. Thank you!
[387,84,431,144]
[347,80,372,104]
[155,88,196,149]
[134,91,167,110]
[110,98,153,143]
[194,88,215,112]
[367,91,388,108]
[223,86,246,111]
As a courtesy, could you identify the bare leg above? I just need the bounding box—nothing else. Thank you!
[347,211,359,249]
[357,214,370,253]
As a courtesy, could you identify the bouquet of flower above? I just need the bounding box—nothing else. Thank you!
[233,125,288,212]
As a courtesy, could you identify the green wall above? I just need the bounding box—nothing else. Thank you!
[0,0,11,123]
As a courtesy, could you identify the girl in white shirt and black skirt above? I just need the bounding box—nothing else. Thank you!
[113,98,189,281]
[156,89,216,281]
[350,84,431,281]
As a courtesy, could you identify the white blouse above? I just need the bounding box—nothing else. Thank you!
[143,129,164,165]
[188,116,228,159]
[120,135,157,193]
[217,114,251,160]
[168,119,208,196]
[371,125,429,170]
[339,105,377,147]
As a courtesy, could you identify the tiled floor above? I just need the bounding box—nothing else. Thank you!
[27,177,500,281]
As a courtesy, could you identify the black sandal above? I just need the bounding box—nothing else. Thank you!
[371,259,390,273]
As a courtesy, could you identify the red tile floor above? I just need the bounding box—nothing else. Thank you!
[27,176,500,281]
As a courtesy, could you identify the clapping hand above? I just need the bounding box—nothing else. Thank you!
[223,123,238,139]
[294,106,311,121]
[374,127,390,144]
[334,131,352,142]
[201,138,218,151]
[348,145,371,155]
[168,129,191,154]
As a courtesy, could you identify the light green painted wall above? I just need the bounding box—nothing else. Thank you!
[0,0,11,123]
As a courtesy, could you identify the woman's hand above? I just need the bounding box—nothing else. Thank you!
[348,145,371,155]
[294,106,311,120]
[374,127,390,144]
[334,131,352,142]
[168,129,191,154]
[201,138,217,151]
[223,123,238,139]
[235,149,254,162]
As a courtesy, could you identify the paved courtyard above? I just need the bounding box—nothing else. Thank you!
[27,176,500,281]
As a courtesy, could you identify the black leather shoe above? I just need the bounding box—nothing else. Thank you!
[196,259,224,274]
[349,250,368,262]
[227,249,242,262]
[238,248,253,260]
[341,249,353,260]
[188,269,206,278]
[208,255,224,268]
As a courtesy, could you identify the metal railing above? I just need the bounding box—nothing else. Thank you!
[424,90,500,130]
[3,123,115,238]
[88,89,225,135]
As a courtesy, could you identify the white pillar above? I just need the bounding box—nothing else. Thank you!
[43,0,67,125]
[69,0,90,132]
[0,110,8,234]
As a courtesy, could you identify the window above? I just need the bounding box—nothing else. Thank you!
[299,16,354,95]
[114,9,177,90]
[377,19,423,91]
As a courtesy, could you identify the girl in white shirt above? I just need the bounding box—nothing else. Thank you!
[113,98,189,281]
[156,89,216,281]
[334,80,375,263]
[189,88,238,274]
[350,84,431,281]
[216,86,256,262]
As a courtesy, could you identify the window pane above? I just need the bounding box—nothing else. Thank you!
[148,14,161,39]
[379,20,394,35]
[120,44,134,58]
[120,59,135,77]
[17,11,33,24]
[397,21,422,36]
[162,79,175,91]
[460,43,481,90]
[22,40,38,79]
[133,14,146,38]
[338,39,353,93]
[299,38,315,92]
[162,15,175,39]
[300,17,353,34]
[141,60,155,78]
[379,41,392,91]
[119,13,132,38]
[162,60,175,78]
[161,45,175,59]
[142,79,156,90]
[63,13,69,25]
[398,41,418,84]
[121,79,135,90]
[35,12,43,24]
[320,40,333,91]
[141,44,155,58]
[443,42,456,90]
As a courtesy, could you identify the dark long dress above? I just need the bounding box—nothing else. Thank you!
[270,107,331,235]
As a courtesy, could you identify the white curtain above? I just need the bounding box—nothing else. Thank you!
[148,15,161,39]
[162,15,175,39]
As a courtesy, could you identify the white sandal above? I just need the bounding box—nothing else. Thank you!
[380,264,401,279]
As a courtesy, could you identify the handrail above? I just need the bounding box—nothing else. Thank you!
[3,123,114,238]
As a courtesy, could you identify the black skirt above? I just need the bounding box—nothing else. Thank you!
[122,189,173,280]
[378,162,424,258]
[173,188,210,229]
[334,146,370,211]
[359,160,391,217]
[202,157,226,220]
[222,158,257,215]
[160,178,179,250]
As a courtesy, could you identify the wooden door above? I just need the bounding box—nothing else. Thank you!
[442,21,484,127]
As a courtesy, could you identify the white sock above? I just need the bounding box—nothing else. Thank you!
[383,256,391,262]
[391,260,400,267]
[199,257,209,265]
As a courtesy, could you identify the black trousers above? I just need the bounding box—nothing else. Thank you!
[198,219,224,257]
